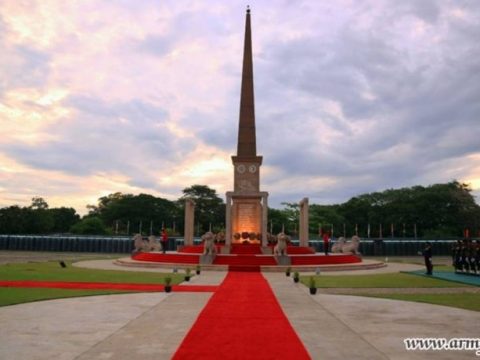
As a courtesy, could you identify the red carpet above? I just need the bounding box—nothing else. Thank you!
[213,255,277,266]
[178,246,204,253]
[290,254,361,265]
[228,265,261,272]
[284,246,315,254]
[172,272,311,360]
[0,280,217,293]
[132,252,200,264]
[230,244,262,254]
[179,245,222,254]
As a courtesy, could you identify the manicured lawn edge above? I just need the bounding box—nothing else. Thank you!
[300,273,471,288]
[352,293,480,312]
[0,260,189,306]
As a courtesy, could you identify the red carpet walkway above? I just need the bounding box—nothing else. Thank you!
[0,280,217,293]
[172,272,311,360]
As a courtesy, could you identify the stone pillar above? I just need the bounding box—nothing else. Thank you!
[225,192,232,246]
[299,197,309,247]
[184,199,195,246]
[261,193,269,247]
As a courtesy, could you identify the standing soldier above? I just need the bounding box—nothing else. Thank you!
[453,240,462,273]
[467,240,475,274]
[474,240,480,275]
[422,242,433,275]
[468,240,478,275]
[161,228,168,254]
[460,240,468,273]
[322,231,330,256]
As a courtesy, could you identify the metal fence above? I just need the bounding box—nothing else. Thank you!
[306,239,456,256]
[0,235,459,256]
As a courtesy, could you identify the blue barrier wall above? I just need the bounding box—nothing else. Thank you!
[0,235,458,256]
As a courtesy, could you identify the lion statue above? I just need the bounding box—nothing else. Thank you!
[332,237,345,253]
[202,231,217,255]
[341,236,361,254]
[147,235,161,251]
[274,232,289,256]
[133,234,148,252]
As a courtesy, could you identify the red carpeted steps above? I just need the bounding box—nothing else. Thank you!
[131,247,362,268]
[178,244,315,255]
[228,265,261,272]
[230,244,262,254]
[177,245,204,253]
[132,252,199,264]
[291,254,362,265]
[213,255,277,266]
[178,245,224,254]
[285,246,315,254]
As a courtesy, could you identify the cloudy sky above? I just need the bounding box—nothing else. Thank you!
[1,0,479,215]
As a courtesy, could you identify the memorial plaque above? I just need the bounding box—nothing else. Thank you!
[232,200,262,237]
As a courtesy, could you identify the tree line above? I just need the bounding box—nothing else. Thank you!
[0,181,478,238]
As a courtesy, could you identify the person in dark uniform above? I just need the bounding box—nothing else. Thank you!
[322,231,330,256]
[422,242,433,275]
[161,228,168,254]
[467,240,475,274]
[453,240,462,273]
[460,240,468,273]
[474,240,480,276]
[451,240,458,267]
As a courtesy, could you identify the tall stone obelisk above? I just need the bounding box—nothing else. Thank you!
[225,7,269,249]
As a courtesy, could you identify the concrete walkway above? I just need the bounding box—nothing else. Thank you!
[265,272,480,360]
[1,259,479,359]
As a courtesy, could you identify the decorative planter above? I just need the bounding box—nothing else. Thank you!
[164,285,172,293]
[196,270,201,275]
[184,276,190,281]
[294,277,299,283]
[309,287,317,295]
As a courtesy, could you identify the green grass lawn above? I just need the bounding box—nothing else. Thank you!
[0,261,191,306]
[0,288,134,307]
[301,272,471,288]
[360,293,480,312]
[0,260,189,284]
[299,272,478,311]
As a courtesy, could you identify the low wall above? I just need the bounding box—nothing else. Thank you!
[0,235,460,256]
[306,239,456,257]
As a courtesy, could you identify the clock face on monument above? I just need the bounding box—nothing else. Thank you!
[237,164,246,174]
[249,164,257,173]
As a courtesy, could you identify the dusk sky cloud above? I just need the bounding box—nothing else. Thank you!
[1,0,479,215]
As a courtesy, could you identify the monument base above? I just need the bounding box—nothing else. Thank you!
[120,252,383,272]
[261,246,272,255]
[200,254,215,265]
[220,246,231,254]
[276,255,291,266]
